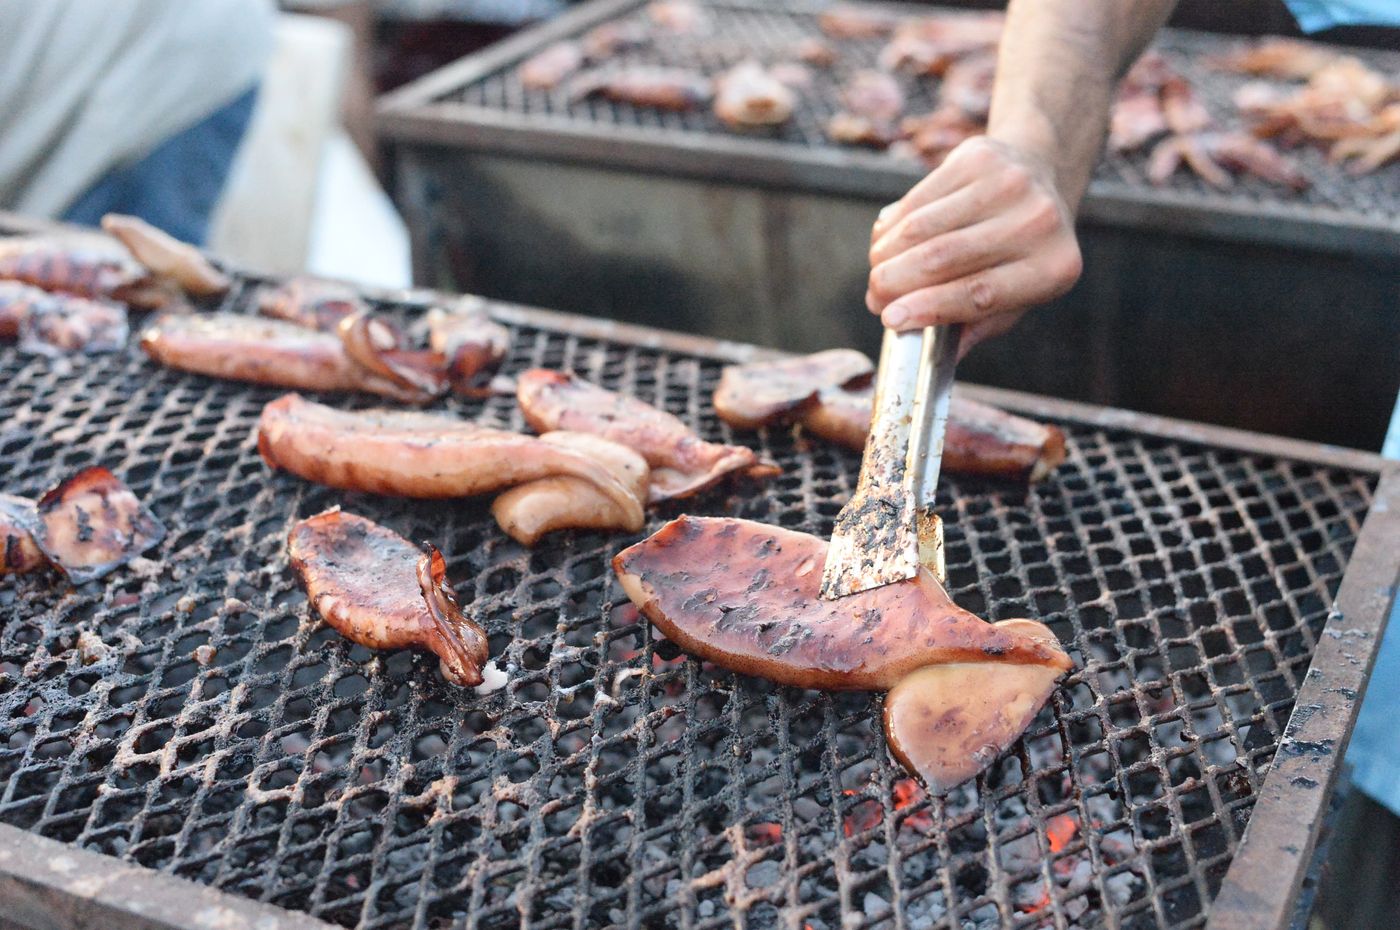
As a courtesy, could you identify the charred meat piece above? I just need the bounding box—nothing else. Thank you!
[288,509,489,686]
[516,369,778,502]
[713,352,1065,481]
[0,495,45,575]
[0,235,149,306]
[939,51,996,121]
[826,113,901,148]
[613,516,1072,692]
[492,433,649,546]
[426,300,511,396]
[99,214,230,298]
[521,41,587,91]
[878,13,1002,76]
[884,622,1066,794]
[1108,53,1204,153]
[3,467,166,583]
[140,312,446,403]
[714,61,797,128]
[1148,132,1309,191]
[901,107,984,168]
[1208,37,1338,80]
[712,348,873,429]
[1161,75,1211,135]
[819,4,903,40]
[791,37,838,68]
[257,393,645,531]
[572,68,713,111]
[258,276,367,331]
[839,70,905,122]
[0,281,128,356]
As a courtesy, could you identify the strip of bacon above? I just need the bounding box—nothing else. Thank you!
[257,393,646,531]
[516,369,778,502]
[288,509,489,686]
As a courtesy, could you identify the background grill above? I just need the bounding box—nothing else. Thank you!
[2,220,1397,929]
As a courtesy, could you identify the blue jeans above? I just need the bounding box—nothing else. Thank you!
[63,85,258,247]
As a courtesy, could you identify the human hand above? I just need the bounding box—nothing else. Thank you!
[865,136,1083,355]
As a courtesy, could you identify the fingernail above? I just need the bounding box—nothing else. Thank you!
[882,305,908,328]
[865,291,879,313]
[874,204,896,229]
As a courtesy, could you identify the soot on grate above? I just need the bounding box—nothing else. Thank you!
[0,273,1375,929]
[442,0,1400,225]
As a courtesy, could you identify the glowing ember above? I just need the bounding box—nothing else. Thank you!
[842,791,883,837]
[748,822,782,845]
[892,778,933,832]
[1046,813,1079,853]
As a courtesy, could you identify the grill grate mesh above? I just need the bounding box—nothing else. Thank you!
[439,0,1400,223]
[0,270,1376,929]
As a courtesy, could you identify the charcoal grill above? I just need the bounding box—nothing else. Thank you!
[1,213,1398,930]
[378,0,1400,451]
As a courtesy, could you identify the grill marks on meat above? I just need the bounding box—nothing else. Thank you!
[714,61,796,128]
[257,394,646,531]
[516,369,777,502]
[713,351,1065,482]
[288,509,489,686]
[0,281,129,356]
[613,517,1072,793]
[492,433,649,546]
[1,468,165,583]
[140,312,448,403]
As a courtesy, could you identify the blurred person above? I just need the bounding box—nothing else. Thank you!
[0,0,277,245]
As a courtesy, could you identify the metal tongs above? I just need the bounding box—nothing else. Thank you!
[820,324,960,599]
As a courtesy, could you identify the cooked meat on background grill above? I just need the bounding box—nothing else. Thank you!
[648,0,707,34]
[0,281,129,357]
[790,37,838,68]
[0,214,228,310]
[0,467,165,583]
[877,13,1003,77]
[839,70,906,123]
[571,68,713,111]
[1208,36,1340,80]
[938,51,997,121]
[288,509,489,687]
[1108,52,1198,153]
[899,106,984,167]
[520,41,587,91]
[613,516,1072,792]
[516,368,779,502]
[713,351,1066,482]
[257,393,646,530]
[818,4,904,40]
[258,276,367,331]
[581,20,651,60]
[425,301,512,396]
[714,61,797,128]
[1147,132,1310,191]
[826,112,903,148]
[492,433,649,546]
[139,311,449,403]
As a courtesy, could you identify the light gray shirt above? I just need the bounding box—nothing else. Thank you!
[0,0,277,218]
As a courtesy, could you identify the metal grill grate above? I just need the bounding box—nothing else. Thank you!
[0,259,1384,929]
[385,0,1400,251]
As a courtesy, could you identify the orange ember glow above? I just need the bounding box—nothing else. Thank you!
[749,822,783,845]
[1021,886,1051,915]
[892,778,933,832]
[842,797,883,837]
[1046,814,1078,853]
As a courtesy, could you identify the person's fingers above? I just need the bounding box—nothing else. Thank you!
[869,173,1010,267]
[867,215,1022,311]
[868,189,1067,314]
[869,140,987,241]
[878,241,1081,331]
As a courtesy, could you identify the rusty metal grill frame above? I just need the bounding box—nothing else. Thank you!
[1,213,1398,930]
[378,0,1400,256]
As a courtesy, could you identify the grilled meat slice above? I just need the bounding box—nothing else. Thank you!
[839,70,905,122]
[426,300,511,396]
[613,516,1072,692]
[258,277,367,331]
[790,37,838,68]
[140,312,446,403]
[1208,37,1338,80]
[516,369,778,503]
[581,20,651,60]
[288,509,489,686]
[1109,89,1169,153]
[0,235,149,306]
[884,622,1065,794]
[23,467,165,583]
[0,281,128,356]
[826,112,901,148]
[0,495,45,575]
[572,68,713,111]
[99,213,230,298]
[521,41,587,91]
[257,393,645,530]
[1161,75,1211,135]
[712,348,873,429]
[714,61,796,128]
[492,433,649,546]
[713,352,1065,481]
[878,13,1002,76]
[818,4,903,40]
[1148,132,1309,191]
[901,106,984,168]
[648,0,707,33]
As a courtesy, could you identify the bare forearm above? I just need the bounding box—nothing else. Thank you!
[988,0,1177,211]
